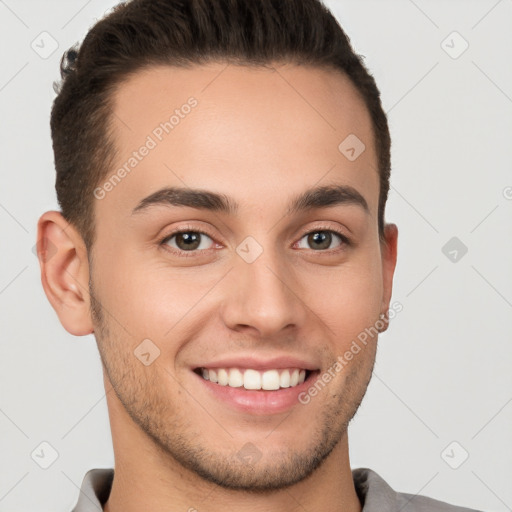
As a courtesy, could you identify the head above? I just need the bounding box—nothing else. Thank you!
[51,0,391,252]
[38,0,398,493]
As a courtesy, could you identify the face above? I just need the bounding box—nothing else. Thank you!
[87,63,396,491]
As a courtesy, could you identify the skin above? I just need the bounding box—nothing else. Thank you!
[37,62,398,512]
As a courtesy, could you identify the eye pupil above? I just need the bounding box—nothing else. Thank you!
[177,232,201,250]
[308,231,332,250]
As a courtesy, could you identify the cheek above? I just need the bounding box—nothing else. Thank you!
[102,258,222,339]
[300,258,383,332]
[90,248,163,337]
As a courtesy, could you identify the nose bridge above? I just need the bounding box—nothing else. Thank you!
[221,239,304,336]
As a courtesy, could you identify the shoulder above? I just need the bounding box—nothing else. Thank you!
[352,467,483,512]
[395,490,484,512]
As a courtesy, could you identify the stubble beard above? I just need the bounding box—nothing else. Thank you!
[88,276,376,493]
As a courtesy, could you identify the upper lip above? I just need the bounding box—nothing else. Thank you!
[193,355,320,371]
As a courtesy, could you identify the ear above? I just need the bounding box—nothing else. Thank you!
[36,211,94,336]
[379,223,398,333]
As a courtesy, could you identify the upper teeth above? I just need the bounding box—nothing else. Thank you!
[200,368,307,390]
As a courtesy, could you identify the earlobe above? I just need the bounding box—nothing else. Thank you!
[36,211,94,336]
[379,223,399,332]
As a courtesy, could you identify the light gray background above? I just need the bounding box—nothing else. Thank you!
[1,0,511,510]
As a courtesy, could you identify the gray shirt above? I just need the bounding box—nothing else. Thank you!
[71,467,482,511]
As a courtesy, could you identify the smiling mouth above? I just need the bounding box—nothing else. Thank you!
[193,367,317,391]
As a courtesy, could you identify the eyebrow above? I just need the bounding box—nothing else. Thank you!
[131,184,369,217]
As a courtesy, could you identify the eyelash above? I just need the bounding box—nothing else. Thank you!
[158,225,351,258]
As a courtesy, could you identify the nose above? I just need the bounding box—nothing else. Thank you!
[219,245,306,338]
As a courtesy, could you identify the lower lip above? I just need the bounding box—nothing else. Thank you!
[192,370,320,415]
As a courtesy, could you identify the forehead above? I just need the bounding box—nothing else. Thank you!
[99,63,378,219]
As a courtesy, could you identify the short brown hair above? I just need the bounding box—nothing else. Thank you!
[51,0,391,250]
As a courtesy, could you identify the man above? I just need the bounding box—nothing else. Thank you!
[36,0,480,510]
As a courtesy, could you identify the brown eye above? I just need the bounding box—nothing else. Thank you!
[296,230,348,251]
[162,231,215,252]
